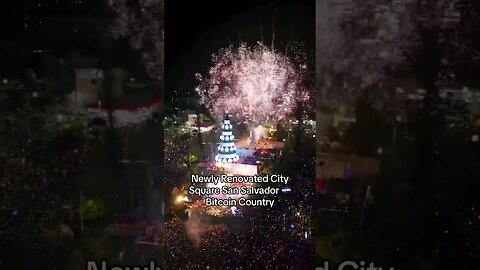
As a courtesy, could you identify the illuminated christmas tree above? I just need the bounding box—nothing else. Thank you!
[215,112,239,164]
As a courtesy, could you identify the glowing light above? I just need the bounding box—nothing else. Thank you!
[228,163,258,176]
[175,195,189,204]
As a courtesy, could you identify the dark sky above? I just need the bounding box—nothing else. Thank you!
[165,0,315,99]
[0,1,132,77]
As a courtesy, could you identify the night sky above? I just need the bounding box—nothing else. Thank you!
[0,0,114,76]
[165,0,315,99]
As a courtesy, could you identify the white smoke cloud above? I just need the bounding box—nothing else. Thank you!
[184,207,210,247]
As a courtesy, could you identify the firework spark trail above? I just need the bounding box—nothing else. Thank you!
[316,0,420,101]
[271,4,276,51]
[196,43,309,125]
[316,0,479,104]
[108,0,164,79]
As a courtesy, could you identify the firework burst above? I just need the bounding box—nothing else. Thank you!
[316,0,478,103]
[109,0,164,79]
[196,42,310,125]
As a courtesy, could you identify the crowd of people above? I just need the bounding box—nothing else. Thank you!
[0,135,91,269]
[0,103,119,269]
[164,136,316,268]
[165,210,313,269]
